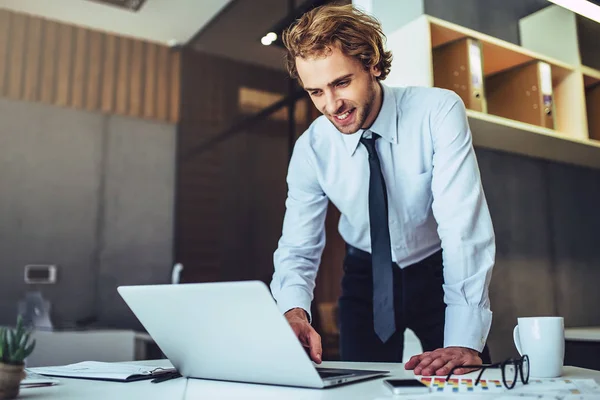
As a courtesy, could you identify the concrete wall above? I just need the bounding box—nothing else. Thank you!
[0,98,175,330]
[475,149,599,361]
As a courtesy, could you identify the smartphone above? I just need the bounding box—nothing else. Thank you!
[383,379,431,395]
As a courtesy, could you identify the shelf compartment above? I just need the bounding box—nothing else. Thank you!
[427,16,581,139]
[429,16,574,77]
[485,61,555,129]
[432,37,486,112]
[583,66,600,88]
[586,83,600,142]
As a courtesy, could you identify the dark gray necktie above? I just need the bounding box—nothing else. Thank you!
[360,132,396,343]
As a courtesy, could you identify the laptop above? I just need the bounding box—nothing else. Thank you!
[117,280,389,388]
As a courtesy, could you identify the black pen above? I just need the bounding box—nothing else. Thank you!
[151,371,182,383]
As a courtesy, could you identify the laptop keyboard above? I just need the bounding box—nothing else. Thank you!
[316,369,354,379]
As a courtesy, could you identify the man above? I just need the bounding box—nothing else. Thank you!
[270,4,495,377]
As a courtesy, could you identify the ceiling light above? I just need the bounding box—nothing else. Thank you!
[266,32,277,41]
[261,35,273,46]
[547,0,600,23]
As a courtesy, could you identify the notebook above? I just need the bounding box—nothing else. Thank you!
[28,361,177,382]
[21,370,60,388]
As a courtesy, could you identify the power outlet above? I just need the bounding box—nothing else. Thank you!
[24,265,57,284]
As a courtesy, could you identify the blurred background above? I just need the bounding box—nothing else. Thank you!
[0,0,599,367]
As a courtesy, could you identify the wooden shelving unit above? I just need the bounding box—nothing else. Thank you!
[384,8,600,169]
[582,66,600,88]
[467,110,600,169]
[584,72,600,142]
[583,65,600,141]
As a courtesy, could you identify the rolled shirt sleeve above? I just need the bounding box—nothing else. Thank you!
[429,91,495,352]
[270,135,329,322]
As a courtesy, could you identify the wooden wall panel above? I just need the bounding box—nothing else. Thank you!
[86,31,103,111]
[115,37,131,115]
[143,43,157,119]
[55,23,73,107]
[40,20,59,104]
[23,16,42,101]
[0,9,180,123]
[129,40,144,117]
[7,13,26,99]
[169,52,181,122]
[156,45,170,121]
[0,10,10,95]
[101,34,117,113]
[71,28,88,109]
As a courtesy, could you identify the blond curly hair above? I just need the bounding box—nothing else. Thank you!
[282,3,392,82]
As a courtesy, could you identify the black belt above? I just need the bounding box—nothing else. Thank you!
[345,244,371,261]
[346,244,442,268]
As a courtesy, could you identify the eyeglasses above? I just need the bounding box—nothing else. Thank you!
[446,355,530,390]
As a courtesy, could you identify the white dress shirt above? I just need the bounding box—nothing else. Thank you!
[271,83,495,352]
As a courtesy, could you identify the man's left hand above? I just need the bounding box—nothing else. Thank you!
[404,347,481,376]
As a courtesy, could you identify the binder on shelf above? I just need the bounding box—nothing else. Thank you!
[587,82,600,141]
[432,37,486,112]
[485,61,555,129]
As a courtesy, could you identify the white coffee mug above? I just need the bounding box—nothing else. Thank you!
[513,316,564,378]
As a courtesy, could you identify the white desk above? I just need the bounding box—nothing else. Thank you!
[566,327,600,342]
[22,360,600,400]
[184,363,600,400]
[22,360,182,400]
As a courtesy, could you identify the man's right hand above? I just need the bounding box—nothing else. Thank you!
[284,308,323,364]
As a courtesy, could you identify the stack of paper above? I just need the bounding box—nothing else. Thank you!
[511,378,600,398]
[27,361,177,382]
[21,370,60,388]
[414,377,600,398]
[420,377,506,394]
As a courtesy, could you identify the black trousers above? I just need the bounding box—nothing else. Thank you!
[338,244,491,363]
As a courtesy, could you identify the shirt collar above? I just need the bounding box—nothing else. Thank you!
[340,83,399,156]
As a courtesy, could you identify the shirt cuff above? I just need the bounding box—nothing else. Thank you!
[444,305,492,353]
[274,285,314,323]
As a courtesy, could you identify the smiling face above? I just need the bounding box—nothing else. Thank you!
[296,45,383,134]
